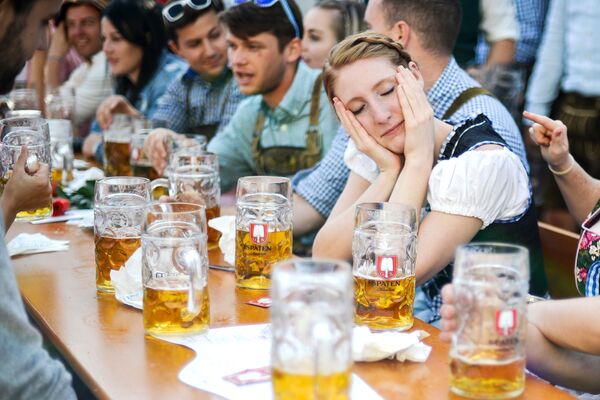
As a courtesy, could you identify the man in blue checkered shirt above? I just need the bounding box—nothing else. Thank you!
[292,0,530,325]
[145,0,244,149]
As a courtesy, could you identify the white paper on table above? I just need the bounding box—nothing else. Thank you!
[208,216,236,265]
[65,209,94,230]
[110,248,143,309]
[7,233,69,257]
[155,324,384,400]
[352,326,432,363]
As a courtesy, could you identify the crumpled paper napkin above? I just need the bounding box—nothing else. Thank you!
[208,215,236,265]
[352,326,432,362]
[110,248,143,309]
[7,233,69,257]
[66,209,94,230]
[64,167,104,194]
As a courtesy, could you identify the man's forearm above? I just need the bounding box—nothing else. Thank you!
[44,57,63,89]
[0,195,17,232]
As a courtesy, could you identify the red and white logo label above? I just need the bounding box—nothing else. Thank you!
[250,223,268,244]
[376,255,397,279]
[495,309,517,336]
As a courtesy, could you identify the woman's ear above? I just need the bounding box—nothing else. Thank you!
[408,61,425,88]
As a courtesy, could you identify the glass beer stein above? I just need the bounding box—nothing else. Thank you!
[103,114,134,177]
[352,202,417,331]
[143,204,209,336]
[7,88,40,115]
[48,119,74,185]
[0,116,49,141]
[449,243,529,399]
[271,259,353,400]
[94,177,150,292]
[151,152,221,250]
[235,176,292,289]
[130,129,160,180]
[0,130,52,220]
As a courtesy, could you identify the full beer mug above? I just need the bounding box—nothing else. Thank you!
[151,152,221,250]
[48,119,74,185]
[352,202,417,331]
[235,176,292,289]
[94,177,150,292]
[0,130,52,220]
[103,114,134,177]
[271,259,353,400]
[449,243,529,399]
[143,203,209,336]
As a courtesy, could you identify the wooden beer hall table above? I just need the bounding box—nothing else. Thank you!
[7,220,573,399]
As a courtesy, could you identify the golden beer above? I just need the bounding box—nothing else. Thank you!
[104,140,132,177]
[95,235,141,292]
[132,163,160,180]
[206,205,221,251]
[450,353,525,399]
[272,368,350,400]
[143,285,210,335]
[354,273,415,330]
[235,229,292,289]
[0,175,53,220]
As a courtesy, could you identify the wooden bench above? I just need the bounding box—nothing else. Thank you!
[538,221,580,299]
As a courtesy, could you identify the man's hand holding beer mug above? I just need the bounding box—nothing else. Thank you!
[1,146,52,230]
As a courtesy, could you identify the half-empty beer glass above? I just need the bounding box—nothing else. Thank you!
[235,176,292,289]
[94,177,150,292]
[449,243,529,399]
[151,152,220,250]
[271,259,353,400]
[142,208,209,336]
[352,202,417,331]
[0,130,52,220]
[103,114,134,177]
[48,119,74,185]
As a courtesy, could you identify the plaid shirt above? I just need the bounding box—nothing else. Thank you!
[294,57,528,218]
[152,67,244,134]
[476,0,549,66]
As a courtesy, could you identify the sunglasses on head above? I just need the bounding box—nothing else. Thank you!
[232,0,300,39]
[163,0,212,23]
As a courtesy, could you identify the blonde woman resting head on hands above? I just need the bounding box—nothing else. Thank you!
[313,32,547,325]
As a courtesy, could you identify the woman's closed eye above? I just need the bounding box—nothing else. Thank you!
[380,86,395,97]
[350,104,365,115]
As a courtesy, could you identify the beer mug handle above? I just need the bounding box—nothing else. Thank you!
[150,178,169,201]
[173,246,201,314]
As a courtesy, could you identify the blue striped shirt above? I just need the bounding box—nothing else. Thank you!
[152,67,244,134]
[293,57,527,218]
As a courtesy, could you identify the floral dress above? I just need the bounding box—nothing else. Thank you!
[575,199,600,295]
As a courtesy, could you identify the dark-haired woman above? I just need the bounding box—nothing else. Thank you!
[82,0,186,158]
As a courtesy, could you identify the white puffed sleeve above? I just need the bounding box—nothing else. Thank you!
[343,138,379,182]
[427,148,530,229]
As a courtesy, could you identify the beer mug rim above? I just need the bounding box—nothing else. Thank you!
[272,258,352,277]
[236,176,291,199]
[454,241,530,279]
[355,202,417,224]
[97,176,151,186]
[0,116,47,128]
[2,131,48,149]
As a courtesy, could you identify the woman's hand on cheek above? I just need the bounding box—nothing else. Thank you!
[333,97,401,173]
[395,66,435,165]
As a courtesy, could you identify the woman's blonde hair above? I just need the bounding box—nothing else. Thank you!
[323,32,413,104]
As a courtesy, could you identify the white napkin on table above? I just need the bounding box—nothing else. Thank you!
[7,233,69,257]
[64,167,104,194]
[110,248,143,309]
[352,326,432,362]
[208,216,236,265]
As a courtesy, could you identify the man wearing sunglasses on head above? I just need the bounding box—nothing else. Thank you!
[144,0,245,158]
[199,0,339,192]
